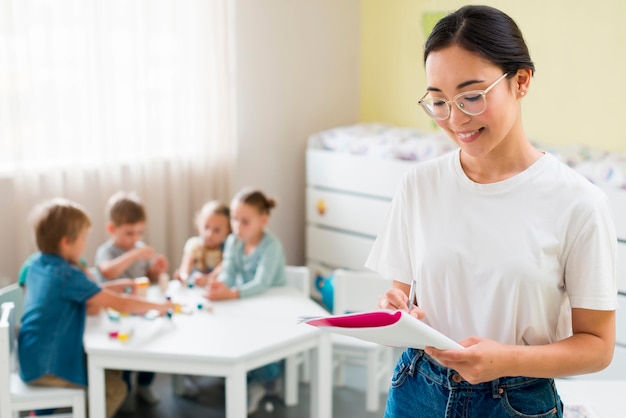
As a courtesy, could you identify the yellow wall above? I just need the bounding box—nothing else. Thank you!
[360,0,626,152]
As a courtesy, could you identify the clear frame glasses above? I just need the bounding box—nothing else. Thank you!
[418,73,509,120]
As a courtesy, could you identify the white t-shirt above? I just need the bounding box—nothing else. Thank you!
[365,149,617,346]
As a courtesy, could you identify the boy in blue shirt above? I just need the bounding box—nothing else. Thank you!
[18,198,175,418]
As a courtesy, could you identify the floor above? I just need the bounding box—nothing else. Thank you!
[112,372,387,418]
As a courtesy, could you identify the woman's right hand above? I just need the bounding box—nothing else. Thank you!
[378,287,425,320]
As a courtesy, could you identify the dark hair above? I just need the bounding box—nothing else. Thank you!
[232,188,276,215]
[106,191,147,226]
[424,5,535,76]
[30,198,91,254]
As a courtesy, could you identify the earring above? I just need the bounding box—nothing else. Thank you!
[520,91,525,96]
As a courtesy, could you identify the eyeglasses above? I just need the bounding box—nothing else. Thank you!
[418,73,509,120]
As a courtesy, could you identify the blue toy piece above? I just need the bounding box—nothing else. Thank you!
[315,273,334,313]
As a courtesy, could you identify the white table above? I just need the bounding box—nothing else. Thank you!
[84,282,332,418]
[556,379,626,417]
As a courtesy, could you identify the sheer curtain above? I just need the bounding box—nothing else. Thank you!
[0,0,236,281]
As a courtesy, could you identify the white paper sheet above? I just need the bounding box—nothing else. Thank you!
[304,309,463,350]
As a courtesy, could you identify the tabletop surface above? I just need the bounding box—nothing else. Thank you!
[83,282,329,362]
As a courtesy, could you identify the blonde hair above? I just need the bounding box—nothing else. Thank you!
[30,198,91,254]
[106,191,146,226]
[195,200,231,230]
[231,188,276,215]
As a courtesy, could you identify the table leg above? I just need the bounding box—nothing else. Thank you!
[225,365,247,418]
[88,361,106,418]
[285,354,299,406]
[310,332,332,418]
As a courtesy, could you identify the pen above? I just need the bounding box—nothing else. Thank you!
[407,279,417,311]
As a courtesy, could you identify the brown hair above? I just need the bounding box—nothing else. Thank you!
[106,191,146,226]
[231,188,276,215]
[195,200,231,230]
[30,198,91,254]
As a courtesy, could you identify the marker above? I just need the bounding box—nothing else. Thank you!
[407,279,417,311]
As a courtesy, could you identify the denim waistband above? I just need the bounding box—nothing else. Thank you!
[407,348,553,395]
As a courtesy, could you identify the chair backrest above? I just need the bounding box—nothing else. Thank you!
[332,269,391,315]
[285,266,310,298]
[0,302,15,418]
[0,283,24,327]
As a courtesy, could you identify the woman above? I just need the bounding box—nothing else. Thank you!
[366,5,616,417]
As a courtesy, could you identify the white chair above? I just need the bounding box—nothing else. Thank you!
[331,269,394,412]
[0,284,24,328]
[1,297,86,418]
[285,265,310,298]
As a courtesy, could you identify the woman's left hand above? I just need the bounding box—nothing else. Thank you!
[424,336,508,384]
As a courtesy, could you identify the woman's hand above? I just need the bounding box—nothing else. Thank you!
[425,336,507,384]
[378,284,426,320]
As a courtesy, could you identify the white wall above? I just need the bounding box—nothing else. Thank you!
[233,0,361,265]
[0,1,361,285]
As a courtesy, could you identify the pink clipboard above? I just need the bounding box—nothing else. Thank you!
[304,310,463,350]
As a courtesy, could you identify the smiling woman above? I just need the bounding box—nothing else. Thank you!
[367,5,617,418]
[0,0,235,277]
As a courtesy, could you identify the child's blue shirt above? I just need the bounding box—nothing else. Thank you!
[218,231,286,298]
[18,253,101,386]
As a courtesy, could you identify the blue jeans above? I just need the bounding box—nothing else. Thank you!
[385,348,563,418]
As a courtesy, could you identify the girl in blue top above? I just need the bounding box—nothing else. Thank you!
[206,188,286,301]
[205,188,287,414]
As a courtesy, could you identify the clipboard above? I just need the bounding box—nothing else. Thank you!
[303,309,463,350]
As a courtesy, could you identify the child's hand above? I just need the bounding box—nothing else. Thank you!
[151,255,169,274]
[173,269,183,282]
[158,301,177,315]
[193,273,209,287]
[206,270,219,285]
[205,281,238,301]
[135,246,156,260]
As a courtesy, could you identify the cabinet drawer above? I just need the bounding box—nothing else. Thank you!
[306,225,374,271]
[306,188,389,237]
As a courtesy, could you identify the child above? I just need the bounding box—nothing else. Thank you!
[95,191,168,283]
[174,200,231,287]
[206,188,286,414]
[94,191,168,411]
[172,200,231,398]
[206,189,286,300]
[18,198,175,418]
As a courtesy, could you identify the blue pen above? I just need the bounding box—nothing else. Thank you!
[407,279,417,311]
